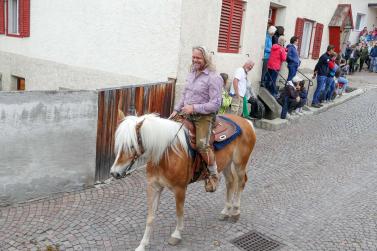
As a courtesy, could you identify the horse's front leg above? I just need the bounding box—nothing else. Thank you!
[135,182,163,251]
[219,165,234,221]
[168,186,186,246]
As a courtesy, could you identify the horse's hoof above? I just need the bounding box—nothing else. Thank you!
[168,237,181,246]
[218,213,229,221]
[230,214,240,222]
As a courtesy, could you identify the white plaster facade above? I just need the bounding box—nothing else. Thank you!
[0,0,376,92]
[0,0,183,90]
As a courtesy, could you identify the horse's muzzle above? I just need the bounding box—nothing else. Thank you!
[110,171,122,179]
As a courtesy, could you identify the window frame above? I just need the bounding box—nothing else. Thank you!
[5,0,30,38]
[7,0,19,35]
[300,20,314,59]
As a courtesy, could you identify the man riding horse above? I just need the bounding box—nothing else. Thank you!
[169,46,223,192]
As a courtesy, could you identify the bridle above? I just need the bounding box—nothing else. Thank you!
[122,119,145,176]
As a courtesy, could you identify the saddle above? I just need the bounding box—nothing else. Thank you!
[173,114,242,183]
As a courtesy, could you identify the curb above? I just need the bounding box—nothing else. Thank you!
[254,88,365,131]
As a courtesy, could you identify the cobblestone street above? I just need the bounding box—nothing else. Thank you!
[1,76,377,251]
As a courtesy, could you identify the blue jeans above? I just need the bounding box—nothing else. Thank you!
[325,77,335,101]
[312,75,327,105]
[281,96,299,119]
[287,64,298,81]
[371,57,377,73]
[265,69,278,97]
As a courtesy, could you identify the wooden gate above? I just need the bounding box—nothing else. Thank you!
[95,79,176,181]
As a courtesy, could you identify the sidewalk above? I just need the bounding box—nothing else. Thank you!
[254,71,377,131]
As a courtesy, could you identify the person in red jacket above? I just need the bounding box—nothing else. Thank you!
[265,36,287,97]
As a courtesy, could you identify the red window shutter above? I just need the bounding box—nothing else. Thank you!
[218,0,243,53]
[312,23,324,59]
[19,0,30,37]
[294,18,304,56]
[0,0,5,34]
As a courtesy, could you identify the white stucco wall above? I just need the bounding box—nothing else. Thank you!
[368,7,377,29]
[0,0,183,90]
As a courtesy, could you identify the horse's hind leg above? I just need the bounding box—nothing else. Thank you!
[219,164,235,221]
[168,186,187,246]
[135,182,163,251]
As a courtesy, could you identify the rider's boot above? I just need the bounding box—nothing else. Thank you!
[201,149,219,192]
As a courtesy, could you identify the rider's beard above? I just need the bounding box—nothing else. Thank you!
[193,63,203,71]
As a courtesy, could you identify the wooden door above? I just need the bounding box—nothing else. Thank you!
[17,78,25,90]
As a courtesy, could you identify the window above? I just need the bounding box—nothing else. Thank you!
[8,0,19,34]
[300,21,314,58]
[218,0,245,53]
[355,13,365,31]
[295,18,323,59]
[6,0,30,37]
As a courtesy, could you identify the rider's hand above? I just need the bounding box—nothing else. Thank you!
[168,111,178,119]
[182,105,194,114]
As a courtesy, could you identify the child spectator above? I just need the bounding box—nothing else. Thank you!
[325,52,338,102]
[219,73,232,114]
[335,70,349,96]
[295,77,307,113]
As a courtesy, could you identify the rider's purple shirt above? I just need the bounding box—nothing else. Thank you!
[174,68,222,114]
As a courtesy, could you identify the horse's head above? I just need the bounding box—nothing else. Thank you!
[110,144,139,179]
[110,111,144,179]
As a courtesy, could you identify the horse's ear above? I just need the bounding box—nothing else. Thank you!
[117,109,126,125]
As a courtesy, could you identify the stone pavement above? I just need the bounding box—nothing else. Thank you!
[1,73,377,251]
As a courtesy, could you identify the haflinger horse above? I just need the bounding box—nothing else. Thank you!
[110,111,256,251]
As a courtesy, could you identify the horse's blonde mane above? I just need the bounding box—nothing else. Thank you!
[115,114,188,165]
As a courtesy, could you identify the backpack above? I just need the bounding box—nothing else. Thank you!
[248,96,265,119]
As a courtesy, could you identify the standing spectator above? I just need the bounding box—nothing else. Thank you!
[265,36,287,97]
[262,25,277,83]
[219,73,232,114]
[286,36,301,81]
[272,26,285,45]
[312,45,335,108]
[169,45,222,192]
[343,41,352,62]
[370,42,377,73]
[229,60,255,116]
[348,44,360,74]
[359,42,369,71]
